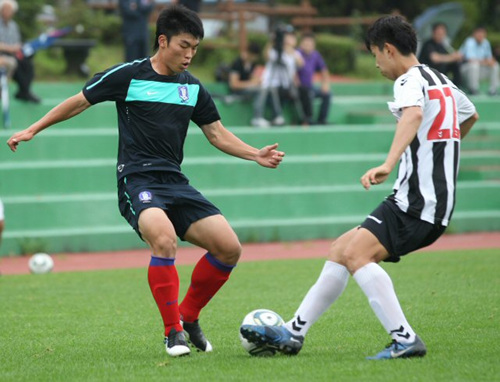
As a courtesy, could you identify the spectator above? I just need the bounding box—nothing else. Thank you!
[419,22,463,87]
[118,0,155,62]
[0,0,40,103]
[297,32,332,126]
[226,42,262,119]
[252,27,304,127]
[459,26,499,96]
[228,42,262,97]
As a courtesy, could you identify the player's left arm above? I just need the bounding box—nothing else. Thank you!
[361,106,422,190]
[459,112,479,139]
[200,120,285,168]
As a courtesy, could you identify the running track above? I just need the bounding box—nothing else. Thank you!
[1,232,499,275]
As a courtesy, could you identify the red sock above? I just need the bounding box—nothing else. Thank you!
[179,252,235,322]
[147,256,182,335]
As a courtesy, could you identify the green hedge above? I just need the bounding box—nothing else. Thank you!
[315,33,357,74]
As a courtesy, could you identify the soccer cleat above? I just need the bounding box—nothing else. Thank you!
[164,328,191,357]
[367,336,427,360]
[182,320,213,352]
[240,325,304,355]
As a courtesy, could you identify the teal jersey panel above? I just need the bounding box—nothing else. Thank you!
[125,79,200,106]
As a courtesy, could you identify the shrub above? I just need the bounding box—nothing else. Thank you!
[315,33,357,75]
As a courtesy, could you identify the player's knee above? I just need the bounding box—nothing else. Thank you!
[341,245,369,274]
[150,234,177,257]
[211,240,242,266]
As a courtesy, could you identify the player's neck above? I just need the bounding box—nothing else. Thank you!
[150,54,177,77]
[398,54,420,77]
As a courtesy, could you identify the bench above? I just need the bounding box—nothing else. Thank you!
[52,39,97,77]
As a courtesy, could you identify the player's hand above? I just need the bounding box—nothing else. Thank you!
[361,163,391,190]
[7,129,34,152]
[256,143,285,168]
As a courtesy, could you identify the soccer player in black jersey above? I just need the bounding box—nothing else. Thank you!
[7,5,284,357]
[240,15,478,360]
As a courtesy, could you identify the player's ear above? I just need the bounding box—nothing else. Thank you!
[384,43,395,57]
[158,34,168,49]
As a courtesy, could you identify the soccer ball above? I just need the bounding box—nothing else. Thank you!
[240,309,284,356]
[28,253,54,274]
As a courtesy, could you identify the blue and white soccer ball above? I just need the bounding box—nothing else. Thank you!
[28,253,54,274]
[239,309,284,356]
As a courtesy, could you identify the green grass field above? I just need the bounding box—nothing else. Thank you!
[1,249,498,381]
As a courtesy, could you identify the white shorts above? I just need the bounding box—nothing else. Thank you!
[0,198,4,221]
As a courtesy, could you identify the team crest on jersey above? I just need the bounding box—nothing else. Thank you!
[139,191,152,203]
[178,86,189,103]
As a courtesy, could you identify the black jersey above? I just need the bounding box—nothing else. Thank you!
[82,58,221,179]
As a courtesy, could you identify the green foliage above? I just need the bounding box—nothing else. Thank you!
[193,37,240,69]
[315,33,358,74]
[15,0,45,39]
[54,0,122,44]
[16,237,48,256]
[0,250,499,380]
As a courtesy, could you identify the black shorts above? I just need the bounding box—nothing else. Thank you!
[360,200,447,263]
[118,171,221,240]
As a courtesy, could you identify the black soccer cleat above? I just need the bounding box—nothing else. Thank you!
[164,328,191,357]
[182,320,213,352]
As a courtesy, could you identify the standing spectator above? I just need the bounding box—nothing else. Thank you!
[0,0,40,103]
[252,28,304,127]
[419,22,463,87]
[297,33,331,126]
[459,26,499,96]
[118,0,155,62]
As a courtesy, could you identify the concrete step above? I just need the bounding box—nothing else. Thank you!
[3,150,499,197]
[2,208,499,255]
[3,181,498,232]
[1,123,497,162]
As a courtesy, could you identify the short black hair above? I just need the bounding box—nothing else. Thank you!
[154,5,204,51]
[247,41,261,56]
[365,15,417,56]
[432,22,447,32]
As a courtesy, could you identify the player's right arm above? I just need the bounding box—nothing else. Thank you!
[7,91,91,152]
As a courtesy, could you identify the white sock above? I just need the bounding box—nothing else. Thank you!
[353,262,416,344]
[285,261,349,337]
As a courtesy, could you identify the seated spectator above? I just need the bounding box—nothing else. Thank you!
[252,28,304,128]
[297,32,331,126]
[0,0,40,103]
[419,22,463,87]
[228,42,262,100]
[459,26,499,96]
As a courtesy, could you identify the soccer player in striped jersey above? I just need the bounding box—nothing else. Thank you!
[7,5,284,357]
[241,15,478,360]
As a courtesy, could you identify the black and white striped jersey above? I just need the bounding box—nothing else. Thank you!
[387,64,476,226]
